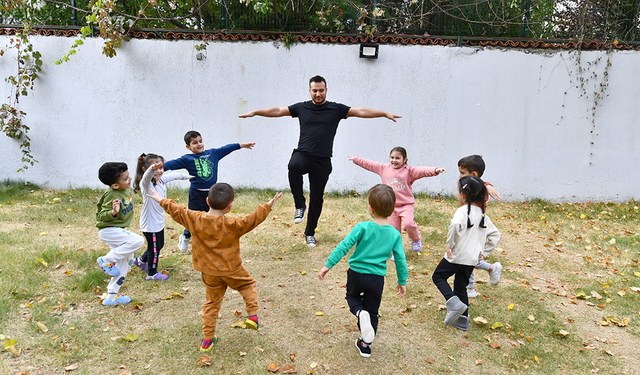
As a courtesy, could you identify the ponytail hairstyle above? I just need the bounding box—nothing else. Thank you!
[458,176,487,228]
[133,153,164,193]
[390,146,408,165]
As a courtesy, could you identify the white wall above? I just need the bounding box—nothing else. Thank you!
[1,34,637,202]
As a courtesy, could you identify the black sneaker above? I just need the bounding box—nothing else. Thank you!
[294,206,306,224]
[305,235,317,248]
[355,338,371,358]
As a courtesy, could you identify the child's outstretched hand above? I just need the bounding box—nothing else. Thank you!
[240,142,256,149]
[486,184,501,200]
[396,284,406,298]
[266,192,283,207]
[146,187,163,203]
[318,266,330,280]
[435,167,446,175]
[151,162,163,170]
[347,155,356,162]
[111,199,121,217]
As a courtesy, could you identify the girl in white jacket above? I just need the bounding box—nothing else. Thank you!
[431,176,501,331]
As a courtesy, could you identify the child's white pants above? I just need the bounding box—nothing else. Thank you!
[98,227,144,294]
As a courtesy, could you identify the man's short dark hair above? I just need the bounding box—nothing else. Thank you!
[98,162,128,186]
[309,75,326,86]
[458,155,485,177]
[208,183,235,210]
[184,130,202,145]
[368,184,396,217]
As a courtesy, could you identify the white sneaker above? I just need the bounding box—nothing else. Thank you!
[467,288,478,298]
[178,234,190,252]
[489,262,503,285]
[358,310,375,343]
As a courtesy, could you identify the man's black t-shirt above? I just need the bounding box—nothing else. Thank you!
[288,101,350,158]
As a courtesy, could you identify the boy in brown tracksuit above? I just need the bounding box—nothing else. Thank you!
[147,182,282,352]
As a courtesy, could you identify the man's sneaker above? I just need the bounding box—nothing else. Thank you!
[305,235,317,248]
[102,294,131,306]
[97,257,120,277]
[200,336,218,352]
[450,315,470,331]
[133,257,148,272]
[145,273,168,281]
[489,262,503,285]
[294,206,306,224]
[358,310,375,343]
[444,296,468,326]
[178,234,189,252]
[355,338,372,358]
[467,288,478,298]
[412,240,422,252]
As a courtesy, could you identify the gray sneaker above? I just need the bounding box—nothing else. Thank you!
[294,206,306,224]
[178,234,190,252]
[305,235,317,248]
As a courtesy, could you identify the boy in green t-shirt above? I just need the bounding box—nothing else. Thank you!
[318,184,408,358]
[95,162,145,306]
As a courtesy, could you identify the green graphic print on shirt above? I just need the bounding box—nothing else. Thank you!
[194,158,214,181]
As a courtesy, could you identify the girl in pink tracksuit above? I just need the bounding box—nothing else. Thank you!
[349,147,445,252]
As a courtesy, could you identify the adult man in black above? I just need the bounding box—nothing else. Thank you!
[239,75,401,247]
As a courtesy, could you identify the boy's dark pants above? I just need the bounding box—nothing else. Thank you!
[184,189,209,238]
[287,150,332,237]
[346,269,384,334]
[432,258,474,317]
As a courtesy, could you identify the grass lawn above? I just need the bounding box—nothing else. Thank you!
[0,181,639,374]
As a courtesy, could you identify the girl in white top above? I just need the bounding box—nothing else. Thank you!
[133,153,190,280]
[431,176,501,331]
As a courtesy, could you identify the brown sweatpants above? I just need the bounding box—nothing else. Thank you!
[201,266,259,341]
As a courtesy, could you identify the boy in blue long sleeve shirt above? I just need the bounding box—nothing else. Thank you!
[163,130,255,251]
[319,184,408,358]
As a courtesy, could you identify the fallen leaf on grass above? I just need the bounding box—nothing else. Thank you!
[36,322,49,332]
[554,330,569,337]
[475,359,483,365]
[491,322,504,330]
[490,342,501,349]
[474,317,488,325]
[64,363,79,371]
[36,258,48,267]
[122,334,138,342]
[528,315,535,321]
[239,351,247,357]
[4,339,17,349]
[267,363,280,372]
[507,303,514,310]
[315,312,324,316]
[602,349,614,356]
[602,316,629,327]
[64,270,73,275]
[289,353,296,362]
[591,291,603,300]
[534,355,540,363]
[280,365,297,373]
[321,328,331,334]
[197,355,211,366]
[309,362,317,369]
[231,320,247,329]
[39,232,48,236]
[426,358,435,364]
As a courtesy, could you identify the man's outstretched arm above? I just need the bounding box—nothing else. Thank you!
[239,107,291,118]
[347,107,401,122]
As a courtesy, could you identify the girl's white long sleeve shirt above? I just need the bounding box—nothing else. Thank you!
[445,205,501,266]
[139,167,189,233]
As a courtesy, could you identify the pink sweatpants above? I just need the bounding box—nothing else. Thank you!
[388,204,421,242]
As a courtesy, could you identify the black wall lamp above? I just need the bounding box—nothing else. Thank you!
[359,42,379,59]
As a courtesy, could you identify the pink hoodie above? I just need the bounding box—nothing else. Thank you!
[352,156,438,206]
